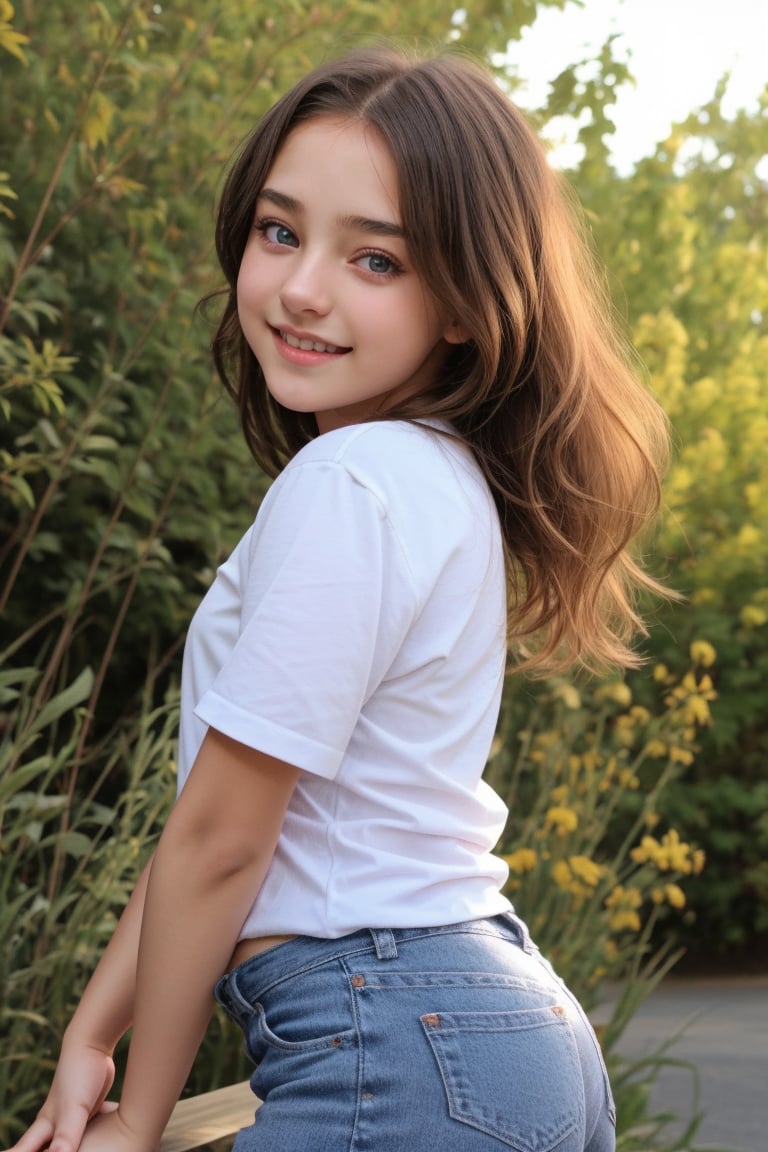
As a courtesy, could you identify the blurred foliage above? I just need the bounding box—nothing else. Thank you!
[494,652,714,1003]
[492,649,718,1150]
[565,85,768,958]
[1,655,712,1149]
[1,0,765,1142]
[0,0,599,768]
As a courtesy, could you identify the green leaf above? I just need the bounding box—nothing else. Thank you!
[29,668,94,735]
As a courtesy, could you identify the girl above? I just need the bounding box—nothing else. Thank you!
[14,45,670,1152]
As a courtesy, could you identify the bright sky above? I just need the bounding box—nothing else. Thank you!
[501,0,768,170]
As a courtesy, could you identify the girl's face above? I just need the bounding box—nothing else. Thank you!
[237,115,464,433]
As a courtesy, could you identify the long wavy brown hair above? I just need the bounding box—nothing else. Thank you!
[211,46,672,675]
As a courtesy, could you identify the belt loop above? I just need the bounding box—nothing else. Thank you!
[504,910,539,955]
[369,928,398,960]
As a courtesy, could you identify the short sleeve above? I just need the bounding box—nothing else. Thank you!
[193,460,417,779]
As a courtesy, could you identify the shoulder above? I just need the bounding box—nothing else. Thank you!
[283,420,490,515]
[270,422,501,597]
[289,419,440,471]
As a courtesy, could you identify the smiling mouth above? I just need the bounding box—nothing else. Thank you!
[276,328,350,355]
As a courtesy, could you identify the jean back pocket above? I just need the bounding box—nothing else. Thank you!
[421,1005,584,1152]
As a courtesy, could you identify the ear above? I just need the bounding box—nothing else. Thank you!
[443,319,471,345]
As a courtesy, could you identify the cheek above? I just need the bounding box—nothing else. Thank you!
[236,244,268,306]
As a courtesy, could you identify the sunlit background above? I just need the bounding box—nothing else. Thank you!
[502,0,767,170]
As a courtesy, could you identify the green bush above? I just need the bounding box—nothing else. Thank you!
[0,667,175,1140]
[568,91,768,957]
[1,0,759,1143]
[1,656,715,1147]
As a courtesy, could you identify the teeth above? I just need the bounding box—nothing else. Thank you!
[281,330,340,354]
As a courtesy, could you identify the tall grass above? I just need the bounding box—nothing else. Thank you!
[0,667,174,1141]
[0,652,721,1147]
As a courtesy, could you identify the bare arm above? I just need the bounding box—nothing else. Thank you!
[9,859,153,1152]
[11,728,298,1152]
[67,856,153,1049]
[86,728,299,1152]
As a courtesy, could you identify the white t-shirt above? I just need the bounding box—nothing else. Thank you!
[177,419,512,938]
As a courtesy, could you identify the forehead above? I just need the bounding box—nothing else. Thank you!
[263,115,401,217]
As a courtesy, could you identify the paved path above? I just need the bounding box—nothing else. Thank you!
[605,976,768,1151]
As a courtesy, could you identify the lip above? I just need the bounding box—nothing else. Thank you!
[270,324,351,357]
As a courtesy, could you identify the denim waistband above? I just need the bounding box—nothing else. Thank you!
[216,911,535,1014]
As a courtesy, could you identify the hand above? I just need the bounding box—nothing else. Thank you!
[8,1039,117,1152]
[77,1110,148,1152]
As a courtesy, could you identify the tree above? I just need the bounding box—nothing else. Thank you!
[2,0,632,1132]
[565,84,768,957]
[2,0,597,747]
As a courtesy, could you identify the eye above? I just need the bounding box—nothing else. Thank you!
[356,250,402,278]
[257,219,299,248]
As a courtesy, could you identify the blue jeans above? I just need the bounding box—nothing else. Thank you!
[214,913,615,1151]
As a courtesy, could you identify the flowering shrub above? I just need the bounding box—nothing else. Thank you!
[487,644,716,1005]
[486,649,719,1147]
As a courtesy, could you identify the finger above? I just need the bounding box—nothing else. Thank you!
[96,1102,119,1115]
[47,1104,91,1152]
[7,1116,54,1152]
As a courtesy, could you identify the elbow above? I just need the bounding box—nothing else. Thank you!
[159,805,267,887]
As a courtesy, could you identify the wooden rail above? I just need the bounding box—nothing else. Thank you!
[160,1082,258,1152]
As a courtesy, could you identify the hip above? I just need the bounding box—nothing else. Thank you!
[214,912,616,1152]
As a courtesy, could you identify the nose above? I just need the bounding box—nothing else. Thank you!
[279,253,332,316]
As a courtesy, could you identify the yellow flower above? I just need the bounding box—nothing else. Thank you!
[653,829,696,872]
[613,682,633,707]
[545,806,578,835]
[605,885,642,909]
[689,640,716,667]
[549,784,570,805]
[683,695,712,725]
[644,739,668,759]
[618,767,639,789]
[608,909,642,932]
[581,749,602,772]
[736,524,761,551]
[665,883,686,909]
[553,682,582,709]
[614,715,639,746]
[653,663,670,682]
[605,885,643,932]
[744,482,760,510]
[603,939,619,961]
[569,855,604,887]
[691,587,717,605]
[598,757,618,792]
[630,706,651,723]
[504,848,538,874]
[740,605,767,628]
[596,681,632,707]
[552,860,573,890]
[651,883,686,909]
[669,746,694,765]
[630,835,659,865]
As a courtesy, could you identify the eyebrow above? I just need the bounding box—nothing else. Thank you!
[258,187,405,239]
